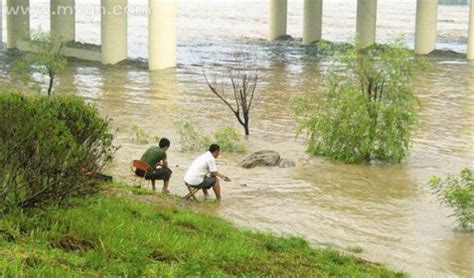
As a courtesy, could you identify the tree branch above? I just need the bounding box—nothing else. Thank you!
[204,73,238,115]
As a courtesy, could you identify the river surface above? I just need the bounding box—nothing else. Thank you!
[1,0,473,277]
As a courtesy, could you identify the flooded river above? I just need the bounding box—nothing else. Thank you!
[1,0,473,276]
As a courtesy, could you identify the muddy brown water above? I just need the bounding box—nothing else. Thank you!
[1,0,473,276]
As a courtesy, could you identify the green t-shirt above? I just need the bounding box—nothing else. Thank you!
[140,146,167,168]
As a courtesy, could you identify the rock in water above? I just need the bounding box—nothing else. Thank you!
[240,150,281,169]
[278,159,296,168]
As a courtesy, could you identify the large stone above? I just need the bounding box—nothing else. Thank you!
[278,159,296,168]
[240,151,281,169]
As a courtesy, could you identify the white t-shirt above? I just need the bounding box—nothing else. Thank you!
[184,151,218,186]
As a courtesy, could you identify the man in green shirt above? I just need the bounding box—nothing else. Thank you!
[135,138,172,193]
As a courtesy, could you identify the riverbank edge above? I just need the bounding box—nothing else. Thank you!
[0,182,406,277]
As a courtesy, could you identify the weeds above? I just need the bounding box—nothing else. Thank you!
[179,122,246,153]
[0,190,404,277]
[131,125,160,145]
[347,245,364,253]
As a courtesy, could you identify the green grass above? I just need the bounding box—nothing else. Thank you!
[0,186,405,277]
[130,186,155,196]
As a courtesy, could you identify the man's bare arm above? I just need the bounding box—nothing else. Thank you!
[211,171,231,181]
[158,159,169,168]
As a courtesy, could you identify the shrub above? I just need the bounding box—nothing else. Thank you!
[179,122,246,153]
[428,168,473,231]
[0,91,115,213]
[293,40,422,163]
[213,126,246,154]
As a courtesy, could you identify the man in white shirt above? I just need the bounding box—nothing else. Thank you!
[184,144,231,200]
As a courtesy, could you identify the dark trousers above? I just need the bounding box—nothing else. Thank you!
[135,168,172,182]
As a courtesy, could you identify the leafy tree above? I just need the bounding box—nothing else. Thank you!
[294,41,423,163]
[429,168,473,231]
[13,30,68,96]
[204,54,258,136]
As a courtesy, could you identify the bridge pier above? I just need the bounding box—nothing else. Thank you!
[1,0,3,44]
[356,0,378,47]
[148,0,177,71]
[303,0,323,45]
[51,0,75,42]
[468,0,473,60]
[6,0,30,49]
[101,0,128,65]
[269,0,288,41]
[415,0,438,54]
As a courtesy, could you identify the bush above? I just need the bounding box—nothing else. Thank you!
[179,122,246,153]
[0,91,115,213]
[293,40,422,163]
[428,168,474,231]
[213,126,247,154]
[130,125,160,145]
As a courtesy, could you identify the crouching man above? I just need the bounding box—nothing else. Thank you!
[136,138,172,193]
[184,144,231,200]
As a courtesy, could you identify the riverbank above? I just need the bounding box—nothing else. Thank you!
[1,11,472,274]
[0,183,404,277]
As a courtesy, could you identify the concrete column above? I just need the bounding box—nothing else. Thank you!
[51,0,75,42]
[356,0,377,47]
[415,0,438,55]
[148,0,177,71]
[1,0,3,44]
[101,0,128,65]
[6,0,30,49]
[268,0,287,41]
[468,0,473,60]
[303,0,323,44]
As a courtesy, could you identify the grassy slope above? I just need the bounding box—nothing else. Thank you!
[0,185,405,277]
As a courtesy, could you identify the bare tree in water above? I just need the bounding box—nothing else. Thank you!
[204,54,258,136]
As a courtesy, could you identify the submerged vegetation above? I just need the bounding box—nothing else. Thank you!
[130,124,161,145]
[428,168,474,231]
[179,121,246,153]
[0,187,404,277]
[294,40,423,163]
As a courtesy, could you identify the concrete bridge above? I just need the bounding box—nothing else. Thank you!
[0,0,473,71]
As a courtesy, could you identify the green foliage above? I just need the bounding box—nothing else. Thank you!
[178,121,212,152]
[313,39,354,55]
[0,91,115,213]
[130,186,154,196]
[294,40,421,163]
[428,168,474,231]
[0,190,404,277]
[179,122,246,153]
[213,126,247,154]
[130,125,161,145]
[13,30,68,96]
